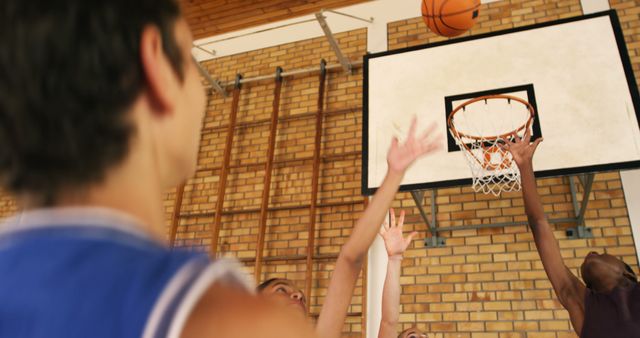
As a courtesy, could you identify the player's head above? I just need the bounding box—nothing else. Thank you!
[398,326,427,338]
[581,251,637,292]
[257,278,307,315]
[0,0,206,204]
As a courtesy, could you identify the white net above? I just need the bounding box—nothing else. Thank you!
[448,95,534,196]
[454,135,521,196]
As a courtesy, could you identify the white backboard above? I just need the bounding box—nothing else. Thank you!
[363,11,640,194]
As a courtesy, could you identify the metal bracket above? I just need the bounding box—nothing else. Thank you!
[320,9,374,23]
[315,12,352,74]
[409,173,598,247]
[566,225,593,239]
[410,190,446,248]
[193,55,228,97]
[424,236,447,247]
[566,174,596,239]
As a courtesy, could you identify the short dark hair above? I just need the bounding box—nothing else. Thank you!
[257,278,280,292]
[0,0,184,203]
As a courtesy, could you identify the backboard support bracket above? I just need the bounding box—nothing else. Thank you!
[410,173,597,247]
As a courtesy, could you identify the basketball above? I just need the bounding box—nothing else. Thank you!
[421,0,481,37]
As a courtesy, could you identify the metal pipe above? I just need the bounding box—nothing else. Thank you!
[411,191,436,236]
[210,75,242,256]
[432,217,579,233]
[215,60,363,88]
[193,55,227,97]
[255,68,284,281]
[577,174,595,226]
[320,9,374,23]
[568,175,580,218]
[305,60,327,314]
[430,189,437,230]
[181,200,361,219]
[315,13,352,73]
[195,18,318,46]
[193,44,216,57]
[169,182,186,247]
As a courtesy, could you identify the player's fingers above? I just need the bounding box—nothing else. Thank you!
[531,137,544,152]
[398,210,406,229]
[512,132,521,143]
[418,122,438,142]
[421,135,444,155]
[523,128,531,143]
[391,137,399,149]
[408,116,417,139]
[389,208,396,228]
[405,231,419,247]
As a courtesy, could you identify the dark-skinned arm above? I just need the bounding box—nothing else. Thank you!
[505,132,586,335]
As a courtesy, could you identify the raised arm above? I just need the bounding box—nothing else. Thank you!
[504,131,586,334]
[315,118,442,338]
[378,209,416,338]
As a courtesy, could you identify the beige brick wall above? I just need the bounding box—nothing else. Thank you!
[166,28,368,336]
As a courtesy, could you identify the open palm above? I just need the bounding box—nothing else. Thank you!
[387,117,442,174]
[380,208,417,258]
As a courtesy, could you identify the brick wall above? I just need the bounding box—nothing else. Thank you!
[164,28,368,336]
[0,192,17,219]
[388,1,640,338]
[180,0,370,39]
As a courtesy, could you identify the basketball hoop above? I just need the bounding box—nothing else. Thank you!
[448,94,536,196]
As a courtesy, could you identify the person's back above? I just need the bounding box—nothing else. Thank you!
[0,1,316,337]
[0,208,254,338]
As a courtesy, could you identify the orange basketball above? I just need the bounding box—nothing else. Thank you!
[421,0,481,37]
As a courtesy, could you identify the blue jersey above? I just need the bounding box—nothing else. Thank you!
[0,208,252,338]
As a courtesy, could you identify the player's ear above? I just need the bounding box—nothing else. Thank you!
[139,24,176,115]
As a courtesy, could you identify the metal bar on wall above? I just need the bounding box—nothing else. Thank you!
[315,13,352,73]
[238,253,339,263]
[255,68,284,281]
[215,61,362,89]
[169,182,186,247]
[194,150,361,175]
[202,106,361,134]
[210,75,243,256]
[182,200,361,219]
[305,60,327,314]
[433,217,580,233]
[193,56,227,97]
[576,174,596,225]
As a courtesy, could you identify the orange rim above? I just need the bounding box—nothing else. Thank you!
[448,94,535,141]
[448,94,536,169]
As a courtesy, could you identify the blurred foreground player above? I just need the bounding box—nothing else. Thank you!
[0,1,316,338]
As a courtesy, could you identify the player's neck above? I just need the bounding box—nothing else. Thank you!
[20,150,167,242]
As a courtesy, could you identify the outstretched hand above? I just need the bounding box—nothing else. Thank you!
[379,209,417,260]
[387,117,442,174]
[501,129,543,167]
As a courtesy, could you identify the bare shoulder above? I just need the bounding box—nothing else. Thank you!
[181,283,317,338]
